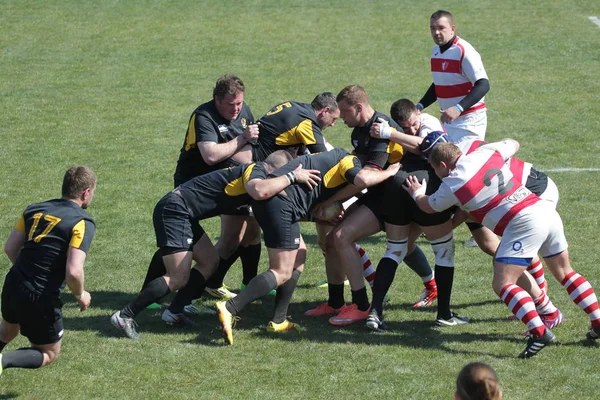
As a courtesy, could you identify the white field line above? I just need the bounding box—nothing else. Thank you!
[589,16,600,28]
[544,167,600,172]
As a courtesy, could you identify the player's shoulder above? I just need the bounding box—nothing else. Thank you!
[455,36,480,54]
[419,113,444,135]
[29,199,95,224]
[194,100,220,120]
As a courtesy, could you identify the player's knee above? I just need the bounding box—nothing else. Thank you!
[241,224,261,245]
[41,347,61,367]
[430,232,455,267]
[168,271,190,291]
[331,227,354,249]
[383,239,408,264]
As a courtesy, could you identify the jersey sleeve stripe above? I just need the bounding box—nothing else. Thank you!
[69,219,86,248]
[14,214,25,232]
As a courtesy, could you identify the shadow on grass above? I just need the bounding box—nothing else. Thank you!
[0,393,19,399]
[60,291,539,358]
[61,290,279,345]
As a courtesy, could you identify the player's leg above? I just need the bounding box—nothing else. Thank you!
[329,205,381,326]
[421,220,465,326]
[269,235,306,332]
[205,214,247,298]
[163,233,220,325]
[492,212,555,358]
[305,224,347,317]
[239,216,262,287]
[112,193,193,339]
[515,271,562,329]
[1,340,57,373]
[0,320,19,351]
[1,295,63,373]
[470,220,554,324]
[406,224,437,308]
[366,222,410,331]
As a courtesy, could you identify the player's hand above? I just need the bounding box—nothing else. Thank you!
[440,106,461,124]
[370,122,383,138]
[243,124,260,142]
[76,290,91,311]
[293,164,321,190]
[403,175,427,200]
[385,162,401,176]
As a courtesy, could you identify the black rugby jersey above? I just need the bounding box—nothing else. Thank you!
[252,101,328,161]
[177,163,254,220]
[249,148,361,219]
[350,111,404,169]
[174,99,254,185]
[11,199,95,296]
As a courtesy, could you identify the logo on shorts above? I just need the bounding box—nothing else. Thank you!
[58,329,64,339]
[512,241,523,252]
[187,238,193,245]
[294,237,300,245]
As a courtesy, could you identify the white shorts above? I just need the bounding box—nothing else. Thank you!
[496,201,568,266]
[445,109,487,144]
[539,176,559,206]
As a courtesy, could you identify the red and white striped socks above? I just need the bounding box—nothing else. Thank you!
[500,284,545,337]
[562,271,600,329]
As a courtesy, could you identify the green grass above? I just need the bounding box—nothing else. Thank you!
[1,1,600,398]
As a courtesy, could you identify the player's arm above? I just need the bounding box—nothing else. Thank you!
[403,175,458,214]
[195,113,259,165]
[417,83,437,110]
[198,128,256,165]
[245,164,321,200]
[67,219,95,310]
[353,163,400,189]
[494,138,520,160]
[370,123,423,154]
[4,228,26,264]
[457,79,489,111]
[65,247,91,311]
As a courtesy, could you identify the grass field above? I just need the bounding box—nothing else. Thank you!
[1,1,600,398]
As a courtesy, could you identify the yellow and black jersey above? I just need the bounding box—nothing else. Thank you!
[177,163,255,220]
[350,111,404,169]
[249,148,361,219]
[173,99,255,186]
[252,101,328,161]
[11,199,95,296]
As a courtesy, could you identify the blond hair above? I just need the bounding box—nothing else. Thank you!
[336,85,369,106]
[428,142,462,167]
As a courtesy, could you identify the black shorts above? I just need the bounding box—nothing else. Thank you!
[222,205,252,217]
[381,168,452,227]
[153,192,196,251]
[358,183,385,215]
[1,271,64,345]
[252,196,300,249]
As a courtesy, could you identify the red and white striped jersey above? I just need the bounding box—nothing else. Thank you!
[431,36,488,114]
[457,139,534,187]
[418,113,445,138]
[428,141,540,235]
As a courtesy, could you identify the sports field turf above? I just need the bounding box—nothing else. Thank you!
[1,1,600,398]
